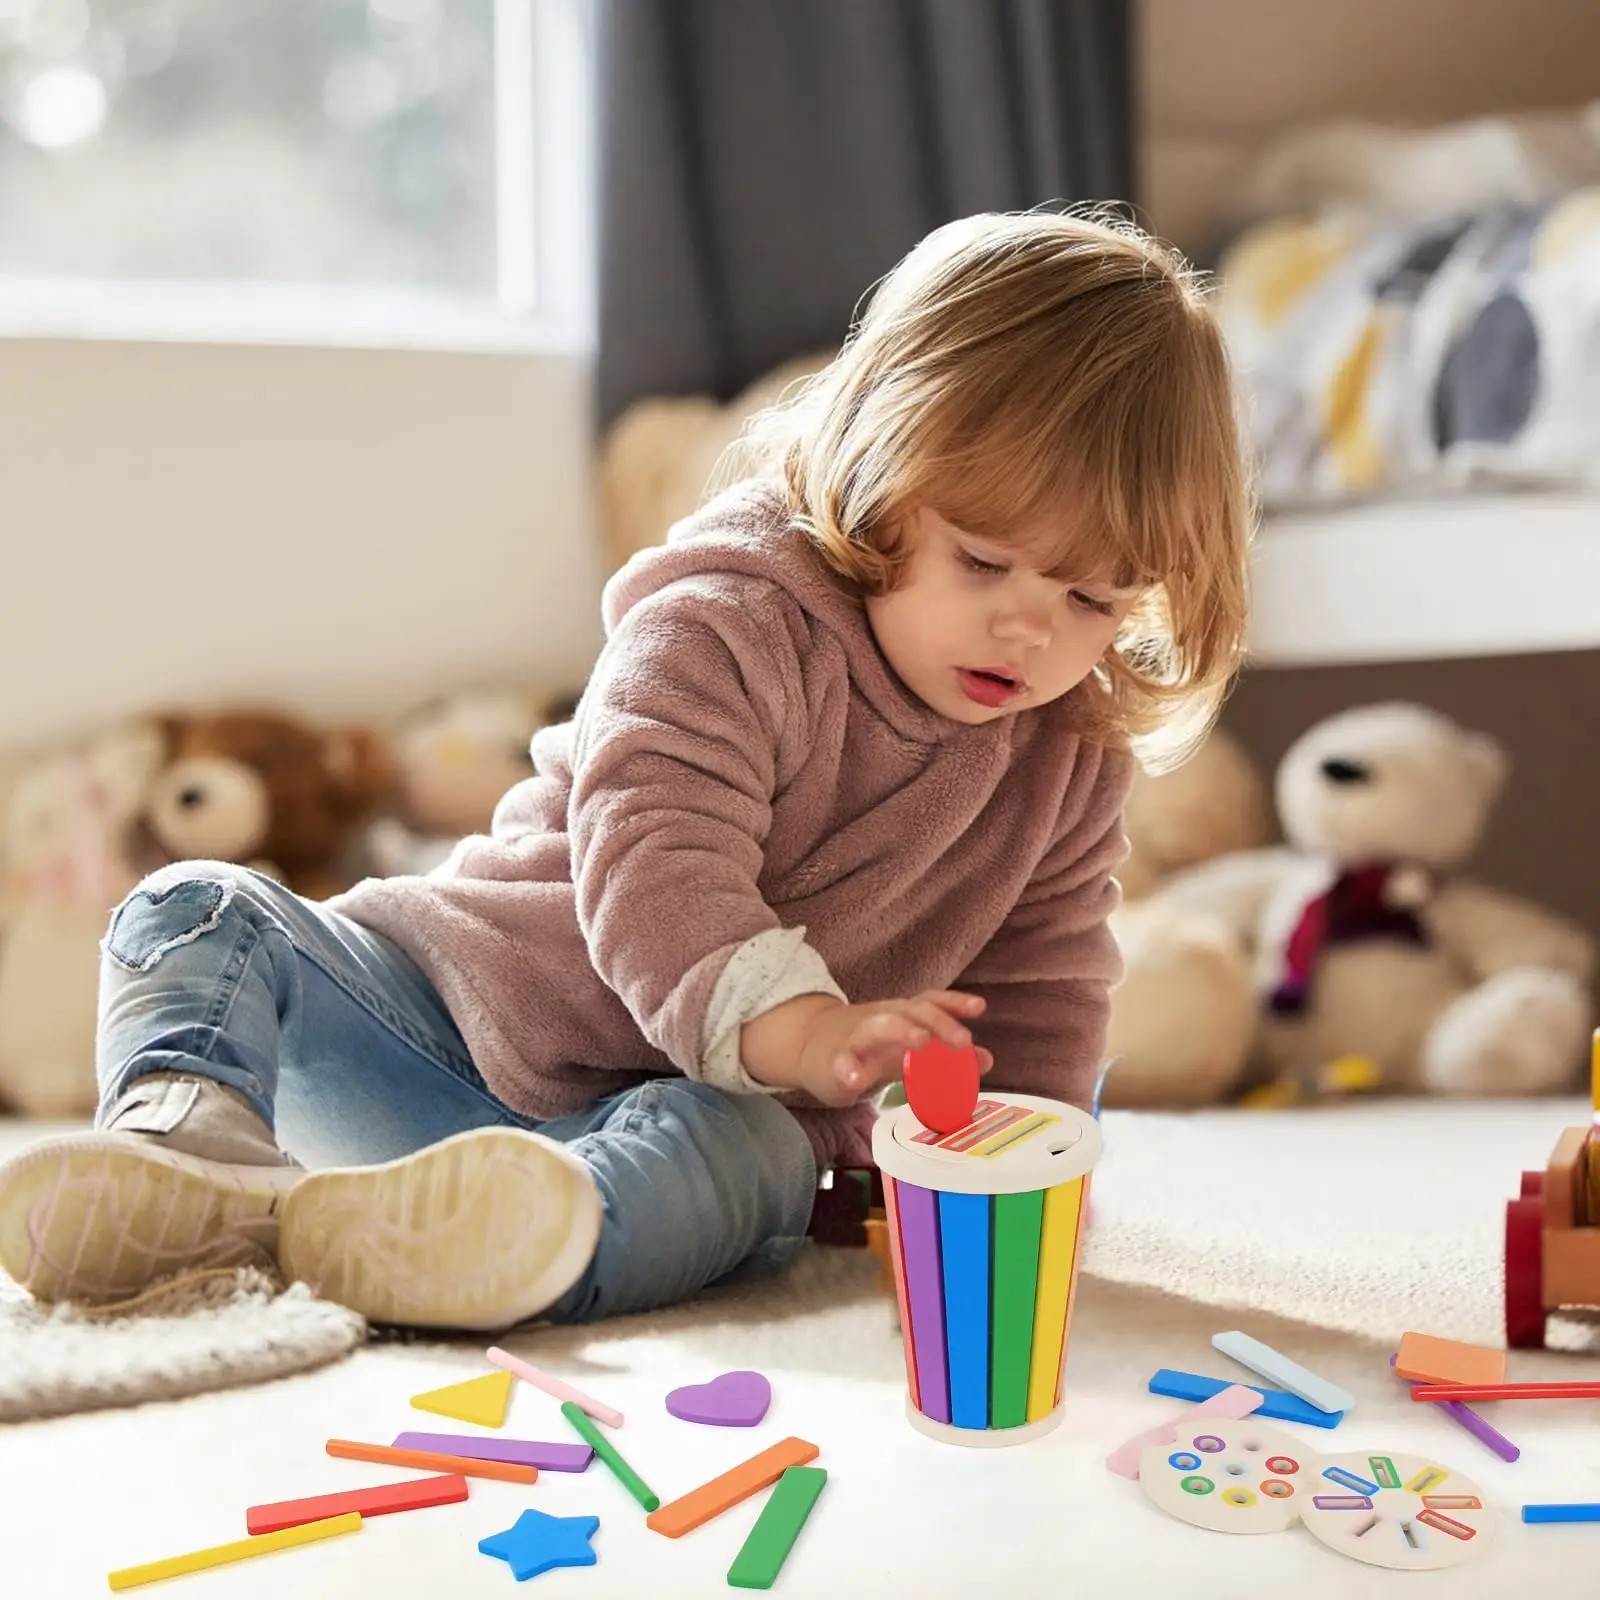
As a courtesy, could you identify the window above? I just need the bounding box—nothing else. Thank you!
[0,0,591,346]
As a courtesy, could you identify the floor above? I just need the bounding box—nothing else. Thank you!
[5,1118,1600,1596]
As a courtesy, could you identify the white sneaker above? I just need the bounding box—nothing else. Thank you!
[0,1073,303,1304]
[0,1074,602,1330]
[277,1126,602,1332]
[0,1130,303,1304]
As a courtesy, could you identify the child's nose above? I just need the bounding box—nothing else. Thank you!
[991,603,1052,646]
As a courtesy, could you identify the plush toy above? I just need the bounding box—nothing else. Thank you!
[1120,725,1272,901]
[599,350,834,573]
[1136,702,1595,1100]
[365,686,576,877]
[1101,726,1272,1109]
[0,722,164,1115]
[1232,102,1600,226]
[141,709,394,899]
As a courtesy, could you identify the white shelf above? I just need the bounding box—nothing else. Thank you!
[1247,492,1600,667]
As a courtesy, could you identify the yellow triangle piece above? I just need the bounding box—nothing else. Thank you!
[410,1369,514,1428]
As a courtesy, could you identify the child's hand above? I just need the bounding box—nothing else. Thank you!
[795,990,992,1107]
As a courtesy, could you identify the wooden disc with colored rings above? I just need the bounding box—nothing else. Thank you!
[1138,1418,1308,1535]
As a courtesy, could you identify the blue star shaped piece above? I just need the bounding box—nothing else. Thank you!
[479,1509,600,1581]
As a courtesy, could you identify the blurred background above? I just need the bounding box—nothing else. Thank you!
[0,0,1597,1116]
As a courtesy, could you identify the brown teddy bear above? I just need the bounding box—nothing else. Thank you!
[0,709,391,1116]
[142,710,395,899]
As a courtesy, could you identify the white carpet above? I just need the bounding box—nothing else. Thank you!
[6,1104,1600,1598]
[1087,1096,1597,1349]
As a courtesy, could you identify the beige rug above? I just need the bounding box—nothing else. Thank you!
[0,1265,368,1423]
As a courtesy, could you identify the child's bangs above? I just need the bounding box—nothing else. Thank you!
[917,399,1195,595]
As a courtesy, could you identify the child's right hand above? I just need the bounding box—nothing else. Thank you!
[794,990,992,1107]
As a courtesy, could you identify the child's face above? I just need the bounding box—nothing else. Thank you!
[866,506,1141,725]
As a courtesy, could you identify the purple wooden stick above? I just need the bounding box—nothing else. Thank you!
[392,1431,594,1471]
[1388,1354,1519,1462]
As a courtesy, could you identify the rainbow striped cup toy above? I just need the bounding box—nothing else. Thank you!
[873,1091,1100,1447]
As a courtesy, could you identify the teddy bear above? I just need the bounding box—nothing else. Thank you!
[1133,701,1595,1100]
[599,350,835,572]
[140,709,395,899]
[1100,725,1274,1109]
[1118,724,1273,901]
[0,721,165,1115]
[0,709,392,1116]
[364,686,578,877]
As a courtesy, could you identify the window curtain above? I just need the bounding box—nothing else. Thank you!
[595,0,1136,429]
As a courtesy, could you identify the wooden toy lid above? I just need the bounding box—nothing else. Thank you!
[872,1092,1101,1194]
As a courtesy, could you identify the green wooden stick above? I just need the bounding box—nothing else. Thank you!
[728,1466,828,1590]
[560,1400,659,1512]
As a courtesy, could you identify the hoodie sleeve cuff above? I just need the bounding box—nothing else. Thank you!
[700,927,847,1094]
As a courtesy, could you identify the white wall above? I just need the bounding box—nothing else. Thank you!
[0,336,605,750]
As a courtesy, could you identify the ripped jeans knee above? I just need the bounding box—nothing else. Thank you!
[102,862,257,973]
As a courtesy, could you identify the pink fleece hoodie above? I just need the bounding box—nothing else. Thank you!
[332,481,1133,1170]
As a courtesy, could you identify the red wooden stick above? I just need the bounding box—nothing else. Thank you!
[1412,1381,1600,1403]
[247,1473,467,1535]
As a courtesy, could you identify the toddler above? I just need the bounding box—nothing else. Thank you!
[0,210,1250,1331]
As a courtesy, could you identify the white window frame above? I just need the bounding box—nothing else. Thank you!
[0,0,594,355]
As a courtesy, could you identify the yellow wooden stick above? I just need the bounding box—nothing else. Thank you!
[1590,1027,1600,1117]
[107,1511,361,1590]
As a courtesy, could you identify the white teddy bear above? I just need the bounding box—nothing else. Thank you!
[1146,702,1594,1098]
[0,722,164,1116]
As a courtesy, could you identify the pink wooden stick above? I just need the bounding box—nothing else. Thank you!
[486,1346,624,1428]
[1105,1383,1263,1479]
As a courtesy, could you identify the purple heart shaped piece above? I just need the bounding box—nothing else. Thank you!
[665,1369,772,1428]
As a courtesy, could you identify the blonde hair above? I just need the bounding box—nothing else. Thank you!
[720,208,1254,768]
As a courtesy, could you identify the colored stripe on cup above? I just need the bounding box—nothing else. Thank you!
[896,1181,950,1424]
[1027,1178,1083,1421]
[989,1189,1043,1428]
[940,1191,991,1429]
[881,1177,921,1411]
[1055,1173,1091,1412]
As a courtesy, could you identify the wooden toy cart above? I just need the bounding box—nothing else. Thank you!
[1504,1034,1600,1348]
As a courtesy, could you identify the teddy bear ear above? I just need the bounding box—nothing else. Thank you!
[321,729,396,816]
[1463,730,1509,798]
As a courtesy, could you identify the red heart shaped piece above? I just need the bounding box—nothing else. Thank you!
[903,1039,981,1134]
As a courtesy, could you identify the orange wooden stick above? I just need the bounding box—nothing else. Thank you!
[326,1438,537,1484]
[647,1437,820,1539]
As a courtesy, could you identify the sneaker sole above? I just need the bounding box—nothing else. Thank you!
[277,1126,601,1332]
[0,1134,301,1304]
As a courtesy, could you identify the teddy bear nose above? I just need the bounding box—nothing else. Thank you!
[177,786,208,808]
[1320,758,1371,785]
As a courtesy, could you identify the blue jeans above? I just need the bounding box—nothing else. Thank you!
[95,862,817,1323]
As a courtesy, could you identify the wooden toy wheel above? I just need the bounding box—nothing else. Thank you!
[1504,1195,1546,1349]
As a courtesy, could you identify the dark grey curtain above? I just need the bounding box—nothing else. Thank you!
[596,0,1135,429]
